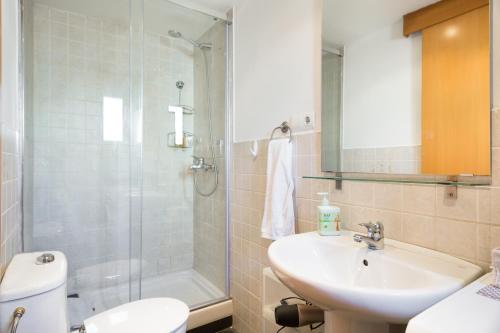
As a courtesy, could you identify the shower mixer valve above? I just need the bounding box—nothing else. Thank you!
[191,155,217,171]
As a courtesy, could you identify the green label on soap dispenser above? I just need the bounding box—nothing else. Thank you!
[318,210,341,235]
[320,212,333,222]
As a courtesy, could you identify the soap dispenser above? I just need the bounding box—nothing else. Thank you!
[317,192,341,236]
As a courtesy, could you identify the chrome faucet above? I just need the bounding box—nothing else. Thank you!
[190,155,216,171]
[191,155,205,170]
[353,222,384,250]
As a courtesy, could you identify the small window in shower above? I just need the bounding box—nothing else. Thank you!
[102,96,124,142]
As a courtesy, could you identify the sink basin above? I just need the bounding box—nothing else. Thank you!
[268,231,482,324]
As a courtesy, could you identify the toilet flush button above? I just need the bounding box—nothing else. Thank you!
[36,253,55,264]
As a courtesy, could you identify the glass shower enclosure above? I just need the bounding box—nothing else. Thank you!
[21,0,230,327]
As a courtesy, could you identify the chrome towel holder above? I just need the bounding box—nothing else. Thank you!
[270,121,292,142]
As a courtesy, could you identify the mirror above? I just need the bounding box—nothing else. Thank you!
[321,0,491,177]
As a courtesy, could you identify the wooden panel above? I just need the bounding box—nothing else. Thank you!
[403,0,489,37]
[421,5,490,175]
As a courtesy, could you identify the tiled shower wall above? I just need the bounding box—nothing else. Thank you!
[0,125,22,277]
[24,3,196,290]
[141,29,195,279]
[24,3,134,292]
[0,0,23,277]
[230,111,500,332]
[193,21,227,292]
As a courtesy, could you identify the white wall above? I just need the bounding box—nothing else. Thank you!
[233,0,321,142]
[343,19,421,149]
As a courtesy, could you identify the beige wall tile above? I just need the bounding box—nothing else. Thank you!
[250,192,265,212]
[296,198,313,221]
[254,155,267,175]
[493,109,500,148]
[402,184,436,215]
[477,224,500,265]
[236,174,251,191]
[296,155,312,177]
[435,218,476,260]
[329,180,350,204]
[350,182,374,206]
[477,188,492,223]
[373,183,402,211]
[372,209,403,239]
[477,224,492,262]
[310,178,329,196]
[232,142,245,156]
[334,203,350,228]
[436,187,477,222]
[231,130,498,333]
[402,214,435,249]
[492,148,500,186]
[348,206,376,232]
[489,188,500,225]
[296,133,313,155]
[313,132,322,153]
[295,178,311,199]
[491,226,500,248]
[311,153,322,174]
[250,174,266,193]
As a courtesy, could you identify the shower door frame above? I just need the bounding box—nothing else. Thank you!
[18,0,232,308]
[224,10,233,300]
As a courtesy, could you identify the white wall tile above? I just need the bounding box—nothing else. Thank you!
[24,5,198,290]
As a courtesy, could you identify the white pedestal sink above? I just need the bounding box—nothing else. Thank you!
[268,231,482,333]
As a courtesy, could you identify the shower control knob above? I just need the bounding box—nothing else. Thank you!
[36,253,55,264]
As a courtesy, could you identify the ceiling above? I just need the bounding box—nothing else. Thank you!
[32,0,235,39]
[32,0,443,52]
[169,0,235,17]
[323,0,440,48]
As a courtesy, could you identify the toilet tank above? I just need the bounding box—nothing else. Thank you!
[0,251,68,333]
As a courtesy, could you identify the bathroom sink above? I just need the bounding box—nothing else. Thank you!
[268,232,482,324]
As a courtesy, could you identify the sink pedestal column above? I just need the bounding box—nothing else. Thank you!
[324,311,394,333]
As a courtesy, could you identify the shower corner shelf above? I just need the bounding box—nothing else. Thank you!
[167,131,194,148]
[178,104,195,115]
[167,104,195,115]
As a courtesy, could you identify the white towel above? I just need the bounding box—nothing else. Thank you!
[492,247,500,287]
[261,138,295,240]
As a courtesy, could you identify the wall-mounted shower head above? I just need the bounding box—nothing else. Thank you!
[167,29,212,49]
[168,30,182,38]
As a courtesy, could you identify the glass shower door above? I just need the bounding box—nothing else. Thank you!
[140,0,228,308]
[22,0,140,326]
[22,0,230,328]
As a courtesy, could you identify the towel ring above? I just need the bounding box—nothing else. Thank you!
[270,121,292,142]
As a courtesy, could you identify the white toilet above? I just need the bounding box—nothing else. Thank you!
[0,251,190,333]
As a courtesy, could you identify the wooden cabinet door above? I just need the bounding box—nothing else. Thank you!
[421,5,490,175]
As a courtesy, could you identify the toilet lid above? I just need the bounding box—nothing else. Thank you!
[83,298,189,333]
